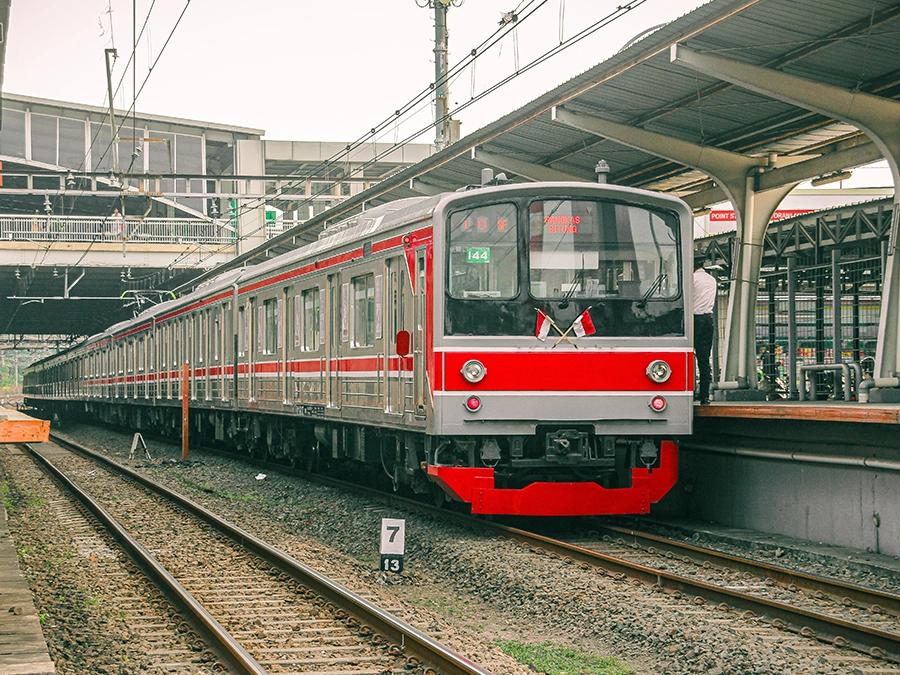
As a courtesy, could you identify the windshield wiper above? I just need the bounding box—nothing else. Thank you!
[637,272,667,308]
[559,255,586,309]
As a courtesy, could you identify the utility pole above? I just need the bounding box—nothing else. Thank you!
[104,48,119,173]
[417,0,462,151]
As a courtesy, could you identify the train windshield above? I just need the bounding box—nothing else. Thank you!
[444,195,685,338]
[447,202,519,299]
[529,199,679,301]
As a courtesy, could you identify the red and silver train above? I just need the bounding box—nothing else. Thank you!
[24,181,693,516]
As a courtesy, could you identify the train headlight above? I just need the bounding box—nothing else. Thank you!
[646,359,671,384]
[461,359,487,383]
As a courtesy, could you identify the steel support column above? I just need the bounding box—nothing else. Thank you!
[671,44,900,389]
[551,106,796,390]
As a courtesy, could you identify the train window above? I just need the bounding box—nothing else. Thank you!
[447,202,518,299]
[257,301,265,354]
[351,274,375,348]
[277,294,285,350]
[302,287,320,351]
[528,199,680,301]
[263,298,277,354]
[238,304,247,356]
[293,290,302,348]
[198,312,206,364]
[213,312,220,362]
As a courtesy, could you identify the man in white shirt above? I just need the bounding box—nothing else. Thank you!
[693,254,717,404]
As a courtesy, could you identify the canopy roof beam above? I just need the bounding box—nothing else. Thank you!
[671,42,900,392]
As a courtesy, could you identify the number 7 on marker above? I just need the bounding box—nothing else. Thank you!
[380,518,405,555]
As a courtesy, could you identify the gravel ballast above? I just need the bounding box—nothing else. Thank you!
[53,422,900,674]
[0,444,221,674]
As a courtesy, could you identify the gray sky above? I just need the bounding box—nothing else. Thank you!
[6,0,706,142]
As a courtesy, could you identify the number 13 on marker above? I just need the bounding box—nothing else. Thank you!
[379,518,405,573]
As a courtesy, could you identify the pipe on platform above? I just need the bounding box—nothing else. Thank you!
[798,363,851,401]
[859,376,900,404]
[684,441,900,473]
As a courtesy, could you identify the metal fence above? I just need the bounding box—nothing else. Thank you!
[0,215,234,245]
[712,252,884,400]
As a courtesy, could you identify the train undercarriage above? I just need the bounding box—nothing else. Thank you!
[29,399,678,517]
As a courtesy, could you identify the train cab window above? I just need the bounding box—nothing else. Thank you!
[301,287,320,351]
[448,202,518,299]
[351,274,375,348]
[528,199,680,302]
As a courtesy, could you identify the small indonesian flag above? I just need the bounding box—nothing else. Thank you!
[535,309,551,341]
[572,308,596,337]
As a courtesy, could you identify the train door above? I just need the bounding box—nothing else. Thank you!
[385,258,403,414]
[414,251,427,414]
[326,273,342,409]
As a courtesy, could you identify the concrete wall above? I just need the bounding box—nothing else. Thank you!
[658,417,900,556]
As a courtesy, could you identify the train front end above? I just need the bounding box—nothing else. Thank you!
[427,182,693,516]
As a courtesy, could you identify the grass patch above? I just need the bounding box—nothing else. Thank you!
[497,640,632,675]
[0,482,11,510]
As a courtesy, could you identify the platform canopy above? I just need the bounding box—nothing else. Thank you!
[178,0,899,291]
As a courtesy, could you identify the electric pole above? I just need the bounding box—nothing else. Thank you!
[417,0,463,151]
[104,48,119,172]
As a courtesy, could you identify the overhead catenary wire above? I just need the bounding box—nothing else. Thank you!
[37,0,171,272]
[138,0,556,277]
[91,0,548,286]
[152,0,648,283]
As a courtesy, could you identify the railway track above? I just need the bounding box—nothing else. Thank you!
[212,449,900,667]
[47,428,900,669]
[2,444,226,673]
[26,436,488,675]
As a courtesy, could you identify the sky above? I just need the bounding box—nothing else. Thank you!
[5,0,709,142]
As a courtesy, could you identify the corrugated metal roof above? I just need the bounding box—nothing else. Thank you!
[178,0,900,291]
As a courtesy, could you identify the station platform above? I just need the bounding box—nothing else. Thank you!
[0,506,55,674]
[694,401,900,424]
[0,409,49,444]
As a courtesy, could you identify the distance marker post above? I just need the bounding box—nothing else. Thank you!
[379,518,405,573]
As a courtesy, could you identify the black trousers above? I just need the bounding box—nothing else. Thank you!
[694,314,714,402]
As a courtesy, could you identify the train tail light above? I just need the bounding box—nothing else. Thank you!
[464,395,482,412]
[649,395,667,412]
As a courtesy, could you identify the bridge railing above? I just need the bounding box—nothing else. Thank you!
[0,215,235,245]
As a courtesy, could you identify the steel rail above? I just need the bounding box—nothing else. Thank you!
[588,523,900,618]
[179,446,900,664]
[47,432,489,675]
[20,443,266,675]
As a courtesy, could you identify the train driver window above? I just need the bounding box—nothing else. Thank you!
[448,202,518,299]
[351,274,375,348]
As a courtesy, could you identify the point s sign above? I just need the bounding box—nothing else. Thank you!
[709,209,813,223]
